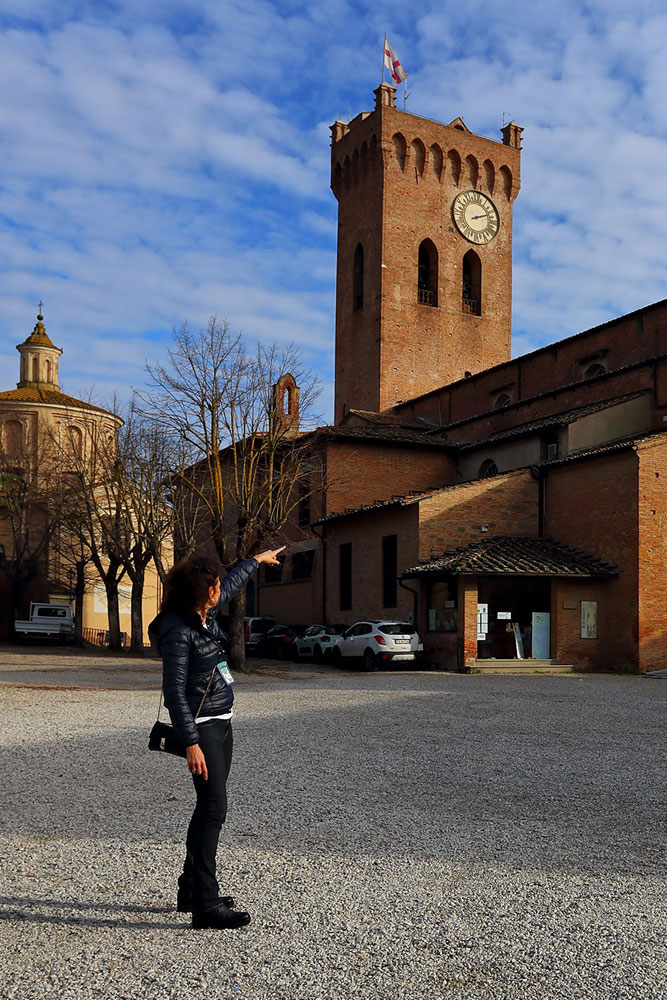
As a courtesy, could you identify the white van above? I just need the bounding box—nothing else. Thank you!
[244,616,276,654]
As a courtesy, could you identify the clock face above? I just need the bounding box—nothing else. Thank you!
[452,190,500,245]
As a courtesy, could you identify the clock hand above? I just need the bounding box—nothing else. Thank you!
[471,213,487,220]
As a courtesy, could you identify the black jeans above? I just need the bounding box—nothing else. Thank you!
[179,719,233,910]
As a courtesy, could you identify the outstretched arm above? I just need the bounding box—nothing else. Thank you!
[254,546,286,567]
[217,546,286,607]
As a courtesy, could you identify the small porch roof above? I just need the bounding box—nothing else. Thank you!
[402,535,618,579]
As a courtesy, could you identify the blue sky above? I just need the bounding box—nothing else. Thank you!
[2,0,667,421]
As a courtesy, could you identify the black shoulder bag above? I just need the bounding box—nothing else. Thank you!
[148,665,217,758]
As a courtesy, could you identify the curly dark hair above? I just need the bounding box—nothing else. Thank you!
[161,551,221,616]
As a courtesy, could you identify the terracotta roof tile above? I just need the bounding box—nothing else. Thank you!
[313,487,442,526]
[316,425,452,448]
[454,391,650,452]
[0,387,112,415]
[344,409,435,430]
[403,535,618,578]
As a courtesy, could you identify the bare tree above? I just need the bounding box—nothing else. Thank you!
[140,317,322,668]
[113,404,175,649]
[52,416,130,650]
[0,424,64,622]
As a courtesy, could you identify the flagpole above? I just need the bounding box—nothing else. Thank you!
[381,33,386,84]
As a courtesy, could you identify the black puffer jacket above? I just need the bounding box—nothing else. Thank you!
[148,558,258,748]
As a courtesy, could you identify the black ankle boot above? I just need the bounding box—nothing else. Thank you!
[191,901,251,930]
[177,889,235,913]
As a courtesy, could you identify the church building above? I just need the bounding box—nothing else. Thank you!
[0,312,165,643]
[254,84,667,674]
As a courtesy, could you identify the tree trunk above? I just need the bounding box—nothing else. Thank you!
[74,560,86,645]
[106,571,123,650]
[227,588,247,672]
[130,564,145,652]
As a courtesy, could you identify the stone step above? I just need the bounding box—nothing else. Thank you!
[471,658,575,675]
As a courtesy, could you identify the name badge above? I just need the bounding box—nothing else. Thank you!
[217,661,235,685]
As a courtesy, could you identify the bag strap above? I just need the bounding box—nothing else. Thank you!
[156,616,226,725]
[155,663,218,725]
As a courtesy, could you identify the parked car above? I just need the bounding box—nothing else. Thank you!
[294,624,345,662]
[14,603,75,642]
[332,620,424,670]
[244,616,276,655]
[257,624,308,660]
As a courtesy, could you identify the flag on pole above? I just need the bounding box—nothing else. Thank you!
[384,38,407,85]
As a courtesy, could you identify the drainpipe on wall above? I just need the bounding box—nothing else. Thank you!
[398,576,419,626]
[530,465,545,537]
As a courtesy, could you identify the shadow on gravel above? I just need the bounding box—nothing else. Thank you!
[1,675,664,879]
[0,895,179,930]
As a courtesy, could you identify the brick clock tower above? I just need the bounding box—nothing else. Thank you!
[331,83,522,422]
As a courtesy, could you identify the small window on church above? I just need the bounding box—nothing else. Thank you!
[479,459,498,479]
[353,243,364,311]
[584,362,606,379]
[2,420,23,458]
[67,426,83,460]
[418,239,438,306]
[462,250,481,315]
[31,357,39,382]
[494,393,512,409]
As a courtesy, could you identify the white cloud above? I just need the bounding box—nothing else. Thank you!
[2,1,667,423]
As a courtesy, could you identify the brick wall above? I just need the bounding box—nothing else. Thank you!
[257,576,320,627]
[637,439,667,672]
[332,90,520,420]
[460,576,478,668]
[551,579,611,671]
[544,452,639,670]
[403,302,667,430]
[325,439,455,514]
[417,469,538,558]
[324,505,419,625]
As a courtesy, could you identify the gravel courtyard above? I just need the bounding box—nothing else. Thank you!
[0,654,665,1000]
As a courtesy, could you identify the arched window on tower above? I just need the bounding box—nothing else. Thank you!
[353,243,364,312]
[31,357,39,382]
[45,360,52,383]
[418,239,438,307]
[462,250,481,315]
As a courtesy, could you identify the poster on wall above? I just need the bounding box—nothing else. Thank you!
[94,585,132,615]
[476,603,488,642]
[581,601,598,639]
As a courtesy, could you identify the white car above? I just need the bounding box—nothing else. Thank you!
[294,624,344,662]
[332,621,424,670]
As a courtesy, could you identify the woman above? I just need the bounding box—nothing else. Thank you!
[149,546,284,930]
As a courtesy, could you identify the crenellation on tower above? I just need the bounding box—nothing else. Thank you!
[501,121,524,149]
